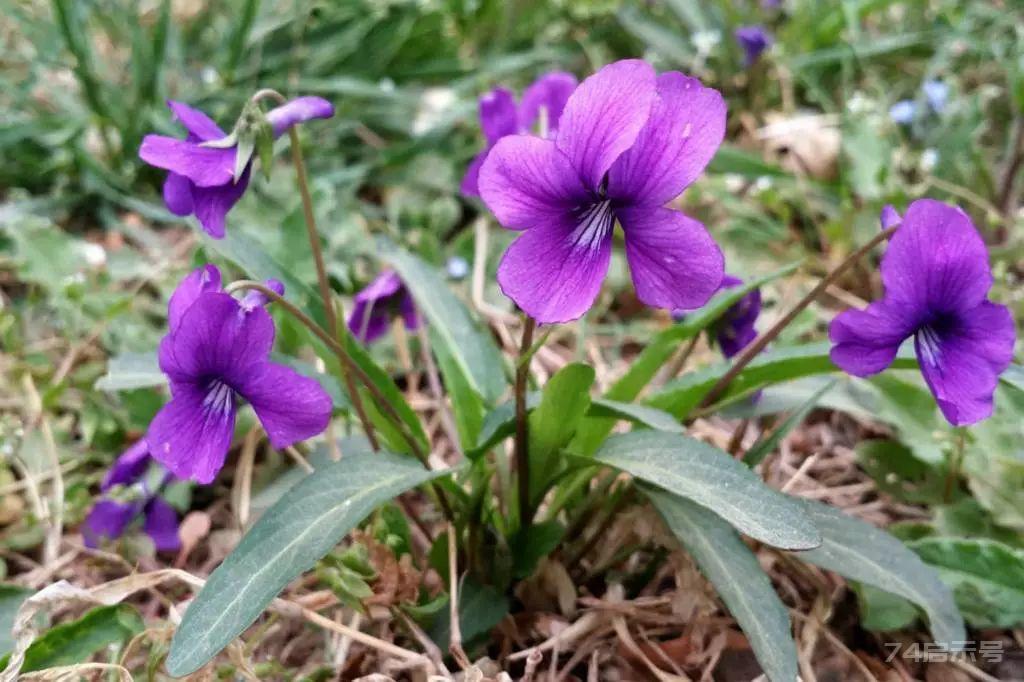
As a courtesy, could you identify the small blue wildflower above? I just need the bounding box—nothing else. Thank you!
[889,100,917,125]
[922,80,948,113]
[446,256,470,280]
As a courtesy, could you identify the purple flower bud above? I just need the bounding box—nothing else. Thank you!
[879,205,902,230]
[712,276,762,359]
[242,278,286,310]
[347,270,419,343]
[830,199,1015,426]
[265,97,334,138]
[734,26,772,67]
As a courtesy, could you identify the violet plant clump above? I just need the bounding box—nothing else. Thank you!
[61,55,1019,681]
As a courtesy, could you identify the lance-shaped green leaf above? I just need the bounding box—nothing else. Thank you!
[339,326,431,455]
[907,537,1024,628]
[796,501,965,646]
[647,488,798,682]
[587,399,683,434]
[385,247,505,403]
[647,342,918,419]
[0,604,143,673]
[166,448,452,676]
[469,395,682,459]
[429,325,485,450]
[470,394,540,459]
[529,363,594,502]
[0,586,31,658]
[594,431,820,550]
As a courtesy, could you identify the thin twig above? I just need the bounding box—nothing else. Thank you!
[284,445,314,474]
[522,649,544,682]
[699,226,898,410]
[509,612,604,661]
[726,418,750,457]
[252,88,379,452]
[997,115,1024,216]
[660,334,699,384]
[396,609,450,676]
[950,658,1002,682]
[613,616,691,682]
[416,324,463,459]
[790,610,877,682]
[234,427,259,528]
[22,375,62,566]
[447,522,471,670]
[272,599,431,670]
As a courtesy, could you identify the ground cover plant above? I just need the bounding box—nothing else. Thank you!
[2,1,1024,680]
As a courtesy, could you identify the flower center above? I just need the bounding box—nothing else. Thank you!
[202,379,235,415]
[915,325,943,367]
[571,199,614,250]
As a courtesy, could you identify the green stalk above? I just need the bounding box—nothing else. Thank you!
[514,316,536,529]
[250,88,382,453]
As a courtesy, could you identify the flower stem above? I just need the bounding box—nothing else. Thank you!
[661,334,699,382]
[227,281,454,521]
[698,225,899,410]
[944,428,967,503]
[285,124,379,452]
[515,316,536,529]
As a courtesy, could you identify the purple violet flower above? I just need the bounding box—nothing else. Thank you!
[735,26,772,66]
[478,59,726,324]
[146,265,333,483]
[347,270,419,343]
[830,199,1015,426]
[82,440,181,552]
[462,72,578,197]
[712,275,762,358]
[139,97,334,238]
